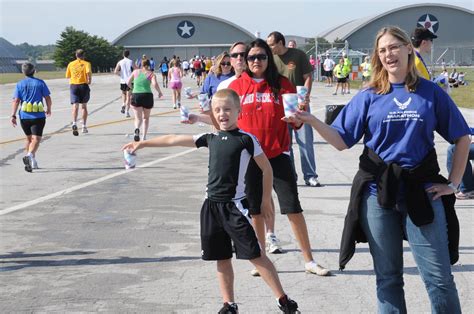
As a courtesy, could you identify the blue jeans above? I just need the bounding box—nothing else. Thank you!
[447,143,474,193]
[359,192,461,314]
[288,106,317,181]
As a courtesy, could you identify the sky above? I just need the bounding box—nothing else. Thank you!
[0,0,472,45]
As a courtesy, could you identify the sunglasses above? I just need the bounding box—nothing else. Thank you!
[230,52,245,58]
[220,62,231,66]
[246,54,268,62]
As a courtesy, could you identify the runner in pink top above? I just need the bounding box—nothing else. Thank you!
[168,60,183,109]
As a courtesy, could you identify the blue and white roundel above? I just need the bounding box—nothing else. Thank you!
[417,14,439,34]
[177,20,195,39]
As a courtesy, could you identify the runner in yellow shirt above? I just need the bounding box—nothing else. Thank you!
[66,49,92,136]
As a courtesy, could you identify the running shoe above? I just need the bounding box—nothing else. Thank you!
[72,124,79,136]
[31,157,39,169]
[134,128,140,142]
[173,104,177,109]
[278,295,299,314]
[218,302,239,314]
[305,261,330,276]
[250,268,260,277]
[455,191,474,200]
[121,106,125,114]
[23,156,32,172]
[305,177,321,187]
[82,126,88,134]
[266,233,283,254]
[126,112,131,118]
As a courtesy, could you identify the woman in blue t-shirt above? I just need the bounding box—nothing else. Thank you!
[291,26,470,313]
[11,62,52,173]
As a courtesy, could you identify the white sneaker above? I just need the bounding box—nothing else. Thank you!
[305,261,330,276]
[82,126,88,134]
[266,233,283,254]
[305,177,321,187]
[31,158,39,169]
[250,268,260,277]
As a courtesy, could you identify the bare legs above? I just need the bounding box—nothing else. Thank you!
[217,256,285,304]
[24,135,41,156]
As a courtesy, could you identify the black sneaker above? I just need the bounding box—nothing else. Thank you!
[72,124,79,136]
[134,128,140,142]
[218,302,238,314]
[278,295,299,314]
[23,156,32,173]
[121,106,125,114]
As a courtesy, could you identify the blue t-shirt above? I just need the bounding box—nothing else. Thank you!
[201,72,234,98]
[333,79,470,167]
[13,77,50,120]
[332,79,470,195]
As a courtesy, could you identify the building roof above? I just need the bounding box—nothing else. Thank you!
[318,3,473,42]
[113,13,255,45]
[0,37,27,59]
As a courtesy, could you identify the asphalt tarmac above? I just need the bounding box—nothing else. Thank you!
[0,74,472,313]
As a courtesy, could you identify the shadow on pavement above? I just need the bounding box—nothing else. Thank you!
[0,255,200,272]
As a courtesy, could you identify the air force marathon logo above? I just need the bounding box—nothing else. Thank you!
[177,20,195,39]
[417,14,439,34]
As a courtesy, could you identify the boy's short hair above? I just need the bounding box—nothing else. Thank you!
[22,62,35,76]
[212,89,241,110]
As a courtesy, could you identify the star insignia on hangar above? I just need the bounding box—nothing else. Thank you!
[177,20,195,38]
[417,14,439,34]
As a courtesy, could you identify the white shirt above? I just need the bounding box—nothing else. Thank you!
[323,58,335,71]
[117,57,133,83]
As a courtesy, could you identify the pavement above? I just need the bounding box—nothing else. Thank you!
[0,74,473,313]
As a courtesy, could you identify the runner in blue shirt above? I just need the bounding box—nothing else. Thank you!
[289,26,470,313]
[11,62,52,172]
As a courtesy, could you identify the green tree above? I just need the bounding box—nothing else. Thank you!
[54,26,122,72]
[303,37,332,55]
[16,43,56,61]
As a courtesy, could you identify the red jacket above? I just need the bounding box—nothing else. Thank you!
[229,72,296,159]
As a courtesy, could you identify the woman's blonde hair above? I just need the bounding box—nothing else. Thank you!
[368,26,419,94]
[213,52,232,77]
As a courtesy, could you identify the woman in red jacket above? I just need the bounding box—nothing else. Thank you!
[228,39,330,276]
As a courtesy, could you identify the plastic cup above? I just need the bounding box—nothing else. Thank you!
[123,150,137,169]
[184,87,193,99]
[282,93,298,117]
[296,86,308,104]
[197,93,210,111]
[180,106,190,122]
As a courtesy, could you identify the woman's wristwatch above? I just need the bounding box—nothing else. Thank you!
[446,180,460,193]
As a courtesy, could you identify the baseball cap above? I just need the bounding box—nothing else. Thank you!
[411,27,438,41]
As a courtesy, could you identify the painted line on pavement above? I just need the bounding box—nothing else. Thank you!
[0,148,197,216]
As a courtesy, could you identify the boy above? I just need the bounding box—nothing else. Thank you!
[122,89,299,313]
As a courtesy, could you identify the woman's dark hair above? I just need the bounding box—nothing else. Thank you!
[245,38,281,96]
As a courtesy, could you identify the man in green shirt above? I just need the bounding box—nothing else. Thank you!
[342,51,352,94]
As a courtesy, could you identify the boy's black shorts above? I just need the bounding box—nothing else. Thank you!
[245,153,303,215]
[200,198,261,261]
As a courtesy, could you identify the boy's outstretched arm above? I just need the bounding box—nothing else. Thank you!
[253,153,273,221]
[122,134,196,153]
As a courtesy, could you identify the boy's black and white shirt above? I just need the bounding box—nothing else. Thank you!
[193,129,263,202]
